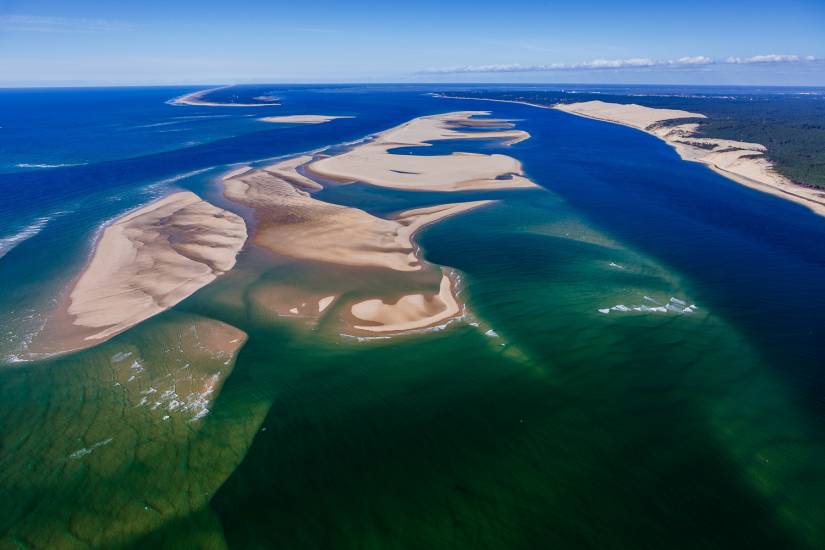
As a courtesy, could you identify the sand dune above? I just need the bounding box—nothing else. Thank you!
[308,111,538,192]
[33,192,247,354]
[259,115,354,124]
[556,100,825,216]
[350,274,460,333]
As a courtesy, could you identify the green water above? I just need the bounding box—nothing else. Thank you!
[2,185,824,548]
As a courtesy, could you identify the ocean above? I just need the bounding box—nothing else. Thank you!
[1,84,824,548]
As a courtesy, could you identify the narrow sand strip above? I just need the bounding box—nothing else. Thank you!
[34,192,247,354]
[259,115,354,124]
[308,111,538,192]
[555,100,825,216]
[350,274,460,333]
[168,86,280,107]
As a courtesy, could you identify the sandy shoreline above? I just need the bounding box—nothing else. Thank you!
[259,115,354,124]
[168,86,281,107]
[31,192,247,355]
[555,101,825,217]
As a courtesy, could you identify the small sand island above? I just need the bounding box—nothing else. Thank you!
[32,192,247,355]
[308,111,537,192]
[169,86,280,107]
[556,100,825,216]
[223,111,540,335]
[259,115,354,124]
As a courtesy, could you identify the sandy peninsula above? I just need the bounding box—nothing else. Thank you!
[168,86,280,107]
[308,111,538,192]
[33,192,247,354]
[556,100,825,216]
[259,115,354,124]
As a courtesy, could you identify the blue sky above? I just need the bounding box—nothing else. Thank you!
[1,0,824,86]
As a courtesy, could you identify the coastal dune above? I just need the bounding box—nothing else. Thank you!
[33,192,247,354]
[556,100,825,216]
[308,111,538,192]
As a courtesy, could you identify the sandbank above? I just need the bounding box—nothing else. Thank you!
[308,111,538,192]
[33,192,247,354]
[259,115,354,124]
[168,86,280,107]
[223,156,492,271]
[556,100,825,217]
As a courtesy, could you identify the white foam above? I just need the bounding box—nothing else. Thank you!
[111,351,133,363]
[15,162,86,169]
[0,214,58,260]
[68,437,113,460]
[599,296,698,316]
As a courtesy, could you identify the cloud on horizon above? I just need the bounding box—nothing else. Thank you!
[425,54,820,74]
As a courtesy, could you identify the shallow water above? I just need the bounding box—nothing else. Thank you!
[1,85,825,548]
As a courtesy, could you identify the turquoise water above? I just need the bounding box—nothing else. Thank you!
[1,85,825,548]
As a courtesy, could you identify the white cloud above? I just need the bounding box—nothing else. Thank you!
[0,14,127,33]
[426,56,715,74]
[427,54,819,73]
[724,54,816,64]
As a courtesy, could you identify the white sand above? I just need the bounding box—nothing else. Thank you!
[556,100,825,216]
[55,192,246,348]
[259,115,354,124]
[308,111,538,192]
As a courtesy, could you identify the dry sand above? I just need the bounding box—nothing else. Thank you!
[308,111,539,192]
[223,157,492,271]
[350,273,460,333]
[259,115,354,124]
[34,192,247,354]
[556,100,825,216]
